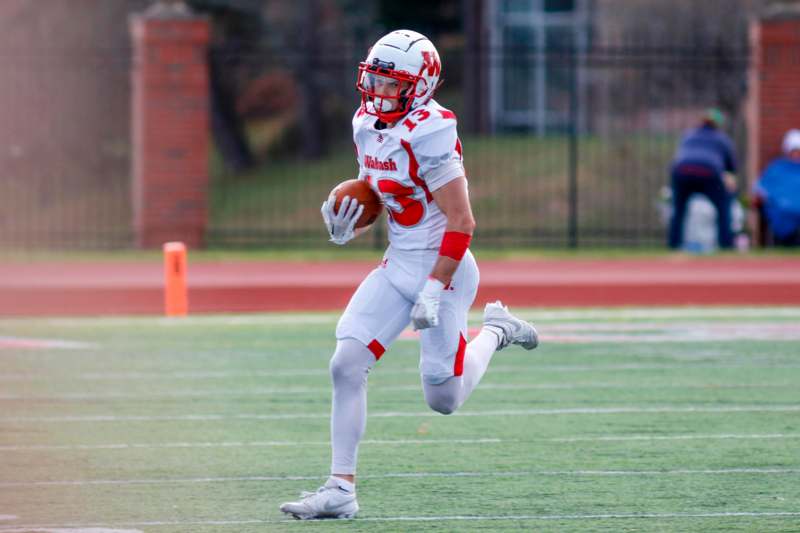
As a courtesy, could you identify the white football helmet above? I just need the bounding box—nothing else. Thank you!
[356,29,442,123]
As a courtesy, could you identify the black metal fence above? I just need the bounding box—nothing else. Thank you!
[208,45,751,249]
[0,45,751,250]
[0,49,134,250]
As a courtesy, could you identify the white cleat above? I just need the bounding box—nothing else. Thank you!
[483,300,539,350]
[279,478,359,520]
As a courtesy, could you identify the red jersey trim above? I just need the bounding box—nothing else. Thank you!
[453,333,467,377]
[400,139,433,203]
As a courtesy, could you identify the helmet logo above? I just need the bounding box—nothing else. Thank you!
[421,51,441,77]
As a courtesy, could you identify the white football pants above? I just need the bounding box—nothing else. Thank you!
[330,308,501,475]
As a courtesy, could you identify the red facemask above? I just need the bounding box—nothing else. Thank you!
[356,61,428,123]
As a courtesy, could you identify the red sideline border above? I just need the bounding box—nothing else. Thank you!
[2,258,799,316]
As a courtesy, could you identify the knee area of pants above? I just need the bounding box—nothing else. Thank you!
[426,395,459,415]
[329,356,367,386]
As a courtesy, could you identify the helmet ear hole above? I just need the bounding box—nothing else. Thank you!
[414,79,429,98]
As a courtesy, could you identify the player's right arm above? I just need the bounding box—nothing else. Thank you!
[320,110,372,245]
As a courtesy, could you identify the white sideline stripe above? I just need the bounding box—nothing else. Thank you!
[4,405,800,423]
[543,321,800,332]
[3,362,800,382]
[0,314,338,329]
[1,512,799,529]
[1,468,799,488]
[3,433,799,452]
[400,322,800,344]
[0,526,144,533]
[0,336,93,350]
[530,308,800,320]
[0,438,502,452]
[539,308,800,320]
[7,306,799,326]
[2,382,795,400]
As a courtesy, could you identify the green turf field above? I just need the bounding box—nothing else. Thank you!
[1,308,800,532]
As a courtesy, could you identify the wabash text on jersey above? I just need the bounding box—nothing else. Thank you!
[353,99,465,250]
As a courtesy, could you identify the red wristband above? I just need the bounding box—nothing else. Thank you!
[439,231,472,260]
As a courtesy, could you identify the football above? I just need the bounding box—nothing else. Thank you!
[332,179,383,228]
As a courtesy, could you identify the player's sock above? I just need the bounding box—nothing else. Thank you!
[329,476,355,493]
[329,338,376,475]
[461,328,501,396]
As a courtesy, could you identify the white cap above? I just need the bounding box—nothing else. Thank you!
[782,129,800,154]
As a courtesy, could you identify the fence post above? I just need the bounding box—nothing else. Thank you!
[130,1,210,249]
[463,0,490,135]
[567,47,579,249]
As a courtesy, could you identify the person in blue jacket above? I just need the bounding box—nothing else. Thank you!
[754,129,800,246]
[668,109,738,249]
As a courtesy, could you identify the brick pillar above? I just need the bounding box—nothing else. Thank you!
[747,10,800,188]
[130,2,210,249]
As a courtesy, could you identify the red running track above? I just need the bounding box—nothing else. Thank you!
[1,256,799,316]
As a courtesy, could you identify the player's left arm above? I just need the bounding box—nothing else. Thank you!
[409,111,474,330]
[428,177,475,286]
[410,176,474,330]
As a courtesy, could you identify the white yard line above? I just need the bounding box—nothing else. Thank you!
[549,433,800,442]
[0,382,794,401]
[0,512,799,529]
[1,467,799,488]
[3,405,800,423]
[3,433,799,453]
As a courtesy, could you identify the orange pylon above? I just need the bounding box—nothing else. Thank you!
[163,242,188,316]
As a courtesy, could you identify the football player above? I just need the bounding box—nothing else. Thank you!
[280,29,539,520]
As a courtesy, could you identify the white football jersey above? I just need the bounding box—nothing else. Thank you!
[352,99,465,250]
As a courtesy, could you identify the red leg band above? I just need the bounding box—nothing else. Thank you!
[367,339,385,360]
[439,231,472,261]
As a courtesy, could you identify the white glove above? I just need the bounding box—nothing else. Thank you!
[410,277,445,330]
[321,194,364,245]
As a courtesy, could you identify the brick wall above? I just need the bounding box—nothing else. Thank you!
[747,14,800,184]
[131,6,210,249]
